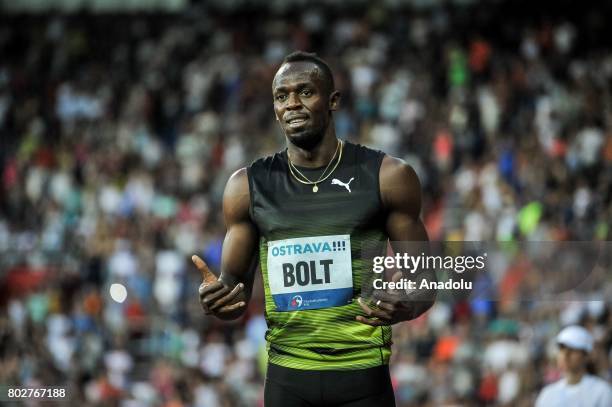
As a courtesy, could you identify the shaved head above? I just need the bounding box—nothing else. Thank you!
[274,51,335,96]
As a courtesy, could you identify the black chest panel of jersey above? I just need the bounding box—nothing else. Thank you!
[248,141,385,240]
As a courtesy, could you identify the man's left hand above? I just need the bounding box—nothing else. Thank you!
[356,272,417,326]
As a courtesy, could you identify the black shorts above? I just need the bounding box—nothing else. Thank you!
[264,363,396,407]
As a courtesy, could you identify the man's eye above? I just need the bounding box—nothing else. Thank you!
[276,94,287,101]
[301,89,312,96]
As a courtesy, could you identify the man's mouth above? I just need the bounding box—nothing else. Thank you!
[286,115,309,127]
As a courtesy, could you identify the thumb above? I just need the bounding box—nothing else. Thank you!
[388,271,403,294]
[192,255,217,283]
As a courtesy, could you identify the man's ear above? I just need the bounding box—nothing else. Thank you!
[329,90,341,111]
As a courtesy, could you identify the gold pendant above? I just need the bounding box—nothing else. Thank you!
[313,185,318,193]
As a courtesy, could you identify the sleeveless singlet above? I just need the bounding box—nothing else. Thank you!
[247,141,391,370]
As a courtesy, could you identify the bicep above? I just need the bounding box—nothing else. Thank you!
[219,168,260,288]
[380,156,429,242]
[386,211,429,242]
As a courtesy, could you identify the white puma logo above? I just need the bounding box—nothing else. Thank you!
[331,177,354,193]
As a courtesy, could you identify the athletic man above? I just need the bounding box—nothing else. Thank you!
[535,325,611,407]
[192,51,434,406]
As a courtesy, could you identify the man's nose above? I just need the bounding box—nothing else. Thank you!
[286,92,302,109]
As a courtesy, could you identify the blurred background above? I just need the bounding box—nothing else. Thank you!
[0,0,611,405]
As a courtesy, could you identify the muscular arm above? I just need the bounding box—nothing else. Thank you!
[219,167,259,292]
[356,155,435,326]
[196,167,260,320]
[380,155,429,242]
[380,155,434,320]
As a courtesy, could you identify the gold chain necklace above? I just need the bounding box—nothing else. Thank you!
[288,140,343,193]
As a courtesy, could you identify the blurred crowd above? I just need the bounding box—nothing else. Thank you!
[1,0,611,406]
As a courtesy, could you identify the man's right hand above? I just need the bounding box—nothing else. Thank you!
[192,255,246,317]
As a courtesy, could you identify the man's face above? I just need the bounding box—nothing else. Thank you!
[272,61,338,150]
[557,345,587,374]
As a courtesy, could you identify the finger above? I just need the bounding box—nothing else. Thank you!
[376,301,396,313]
[203,285,231,305]
[201,304,213,315]
[199,280,224,296]
[199,297,212,314]
[217,301,247,314]
[355,315,387,326]
[209,283,245,311]
[372,290,402,305]
[387,271,403,294]
[192,255,217,283]
[357,297,392,320]
[357,297,372,314]
[199,282,224,315]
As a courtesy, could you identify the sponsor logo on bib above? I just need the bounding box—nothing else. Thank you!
[267,235,353,311]
[290,295,303,308]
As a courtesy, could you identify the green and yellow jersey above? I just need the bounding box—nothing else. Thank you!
[247,142,390,370]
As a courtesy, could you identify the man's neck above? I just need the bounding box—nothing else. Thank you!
[565,370,586,385]
[287,131,338,168]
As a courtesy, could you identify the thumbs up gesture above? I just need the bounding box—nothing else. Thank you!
[192,255,246,317]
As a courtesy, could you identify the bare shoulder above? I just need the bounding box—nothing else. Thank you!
[379,155,422,214]
[225,167,249,194]
[380,155,420,187]
[223,167,251,223]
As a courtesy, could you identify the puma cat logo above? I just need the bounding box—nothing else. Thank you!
[331,177,355,193]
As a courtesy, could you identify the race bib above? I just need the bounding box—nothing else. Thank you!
[267,235,353,311]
